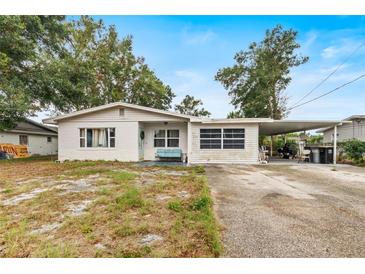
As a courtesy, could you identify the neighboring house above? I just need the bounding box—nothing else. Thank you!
[0,119,58,155]
[318,115,365,143]
[43,102,342,164]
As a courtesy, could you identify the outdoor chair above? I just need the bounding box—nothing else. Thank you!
[298,149,311,163]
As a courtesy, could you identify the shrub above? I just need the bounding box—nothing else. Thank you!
[341,139,365,164]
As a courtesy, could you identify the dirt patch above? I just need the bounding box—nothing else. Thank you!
[2,188,48,206]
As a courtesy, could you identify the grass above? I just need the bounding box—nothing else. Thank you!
[107,170,137,182]
[115,187,146,211]
[167,200,183,212]
[0,160,222,258]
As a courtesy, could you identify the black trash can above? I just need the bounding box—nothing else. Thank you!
[319,147,333,164]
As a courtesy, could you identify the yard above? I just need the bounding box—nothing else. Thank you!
[0,157,221,258]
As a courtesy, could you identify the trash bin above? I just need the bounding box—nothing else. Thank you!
[319,147,333,164]
[311,148,320,163]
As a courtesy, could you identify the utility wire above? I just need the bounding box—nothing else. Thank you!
[290,41,365,107]
[289,72,365,110]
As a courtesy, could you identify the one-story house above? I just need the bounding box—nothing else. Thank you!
[0,118,58,155]
[317,115,365,143]
[43,102,344,164]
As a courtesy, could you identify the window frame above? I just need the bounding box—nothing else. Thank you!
[200,128,245,150]
[47,136,52,143]
[167,129,179,148]
[19,135,28,146]
[200,129,222,149]
[79,128,116,149]
[222,128,245,149]
[153,129,180,148]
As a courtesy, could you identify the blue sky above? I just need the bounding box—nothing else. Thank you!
[40,16,365,121]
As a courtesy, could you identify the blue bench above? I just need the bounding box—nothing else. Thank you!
[155,148,182,161]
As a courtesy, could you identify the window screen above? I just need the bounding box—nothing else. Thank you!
[223,128,245,149]
[200,129,221,149]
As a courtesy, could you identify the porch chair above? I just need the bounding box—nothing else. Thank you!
[297,141,311,163]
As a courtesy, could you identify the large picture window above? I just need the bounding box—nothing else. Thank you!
[154,129,179,148]
[200,128,245,149]
[79,128,115,148]
[200,129,222,149]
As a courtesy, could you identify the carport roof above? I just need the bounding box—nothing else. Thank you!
[259,120,349,135]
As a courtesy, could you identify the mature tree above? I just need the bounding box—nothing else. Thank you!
[42,16,174,113]
[0,16,174,130]
[215,25,309,119]
[174,95,211,117]
[0,16,68,130]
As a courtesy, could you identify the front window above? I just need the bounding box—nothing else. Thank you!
[167,130,179,147]
[79,128,115,148]
[154,129,166,147]
[200,129,222,149]
[200,128,245,149]
[154,129,179,148]
[223,128,245,149]
[19,135,28,146]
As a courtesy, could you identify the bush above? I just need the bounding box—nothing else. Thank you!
[340,139,365,164]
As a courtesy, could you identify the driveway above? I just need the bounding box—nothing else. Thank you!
[206,164,365,257]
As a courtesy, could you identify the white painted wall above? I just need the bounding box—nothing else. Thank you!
[0,132,58,155]
[142,122,188,161]
[58,121,139,162]
[56,105,189,162]
[322,120,365,143]
[189,122,259,164]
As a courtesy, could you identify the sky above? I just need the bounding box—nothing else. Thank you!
[38,16,365,121]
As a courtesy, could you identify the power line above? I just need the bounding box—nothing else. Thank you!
[289,72,365,110]
[290,41,365,107]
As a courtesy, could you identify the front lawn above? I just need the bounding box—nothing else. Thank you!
[0,158,221,257]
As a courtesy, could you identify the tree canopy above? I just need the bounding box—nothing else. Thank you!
[42,16,174,113]
[215,25,309,119]
[0,16,175,130]
[174,95,211,117]
[0,16,68,130]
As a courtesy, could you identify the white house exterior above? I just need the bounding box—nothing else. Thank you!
[43,102,343,164]
[318,115,365,143]
[43,102,265,163]
[0,119,58,155]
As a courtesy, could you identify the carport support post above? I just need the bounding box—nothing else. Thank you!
[333,125,337,166]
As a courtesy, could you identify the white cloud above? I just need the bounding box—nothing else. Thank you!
[321,46,338,59]
[182,29,216,45]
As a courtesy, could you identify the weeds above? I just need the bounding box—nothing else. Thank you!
[115,187,145,210]
[0,160,222,258]
[167,200,183,212]
[108,170,137,183]
[35,242,77,258]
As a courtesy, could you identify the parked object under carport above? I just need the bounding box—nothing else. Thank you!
[306,145,334,164]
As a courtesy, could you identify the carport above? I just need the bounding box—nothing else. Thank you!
[258,120,351,165]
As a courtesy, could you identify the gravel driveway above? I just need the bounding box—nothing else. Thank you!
[206,164,365,257]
